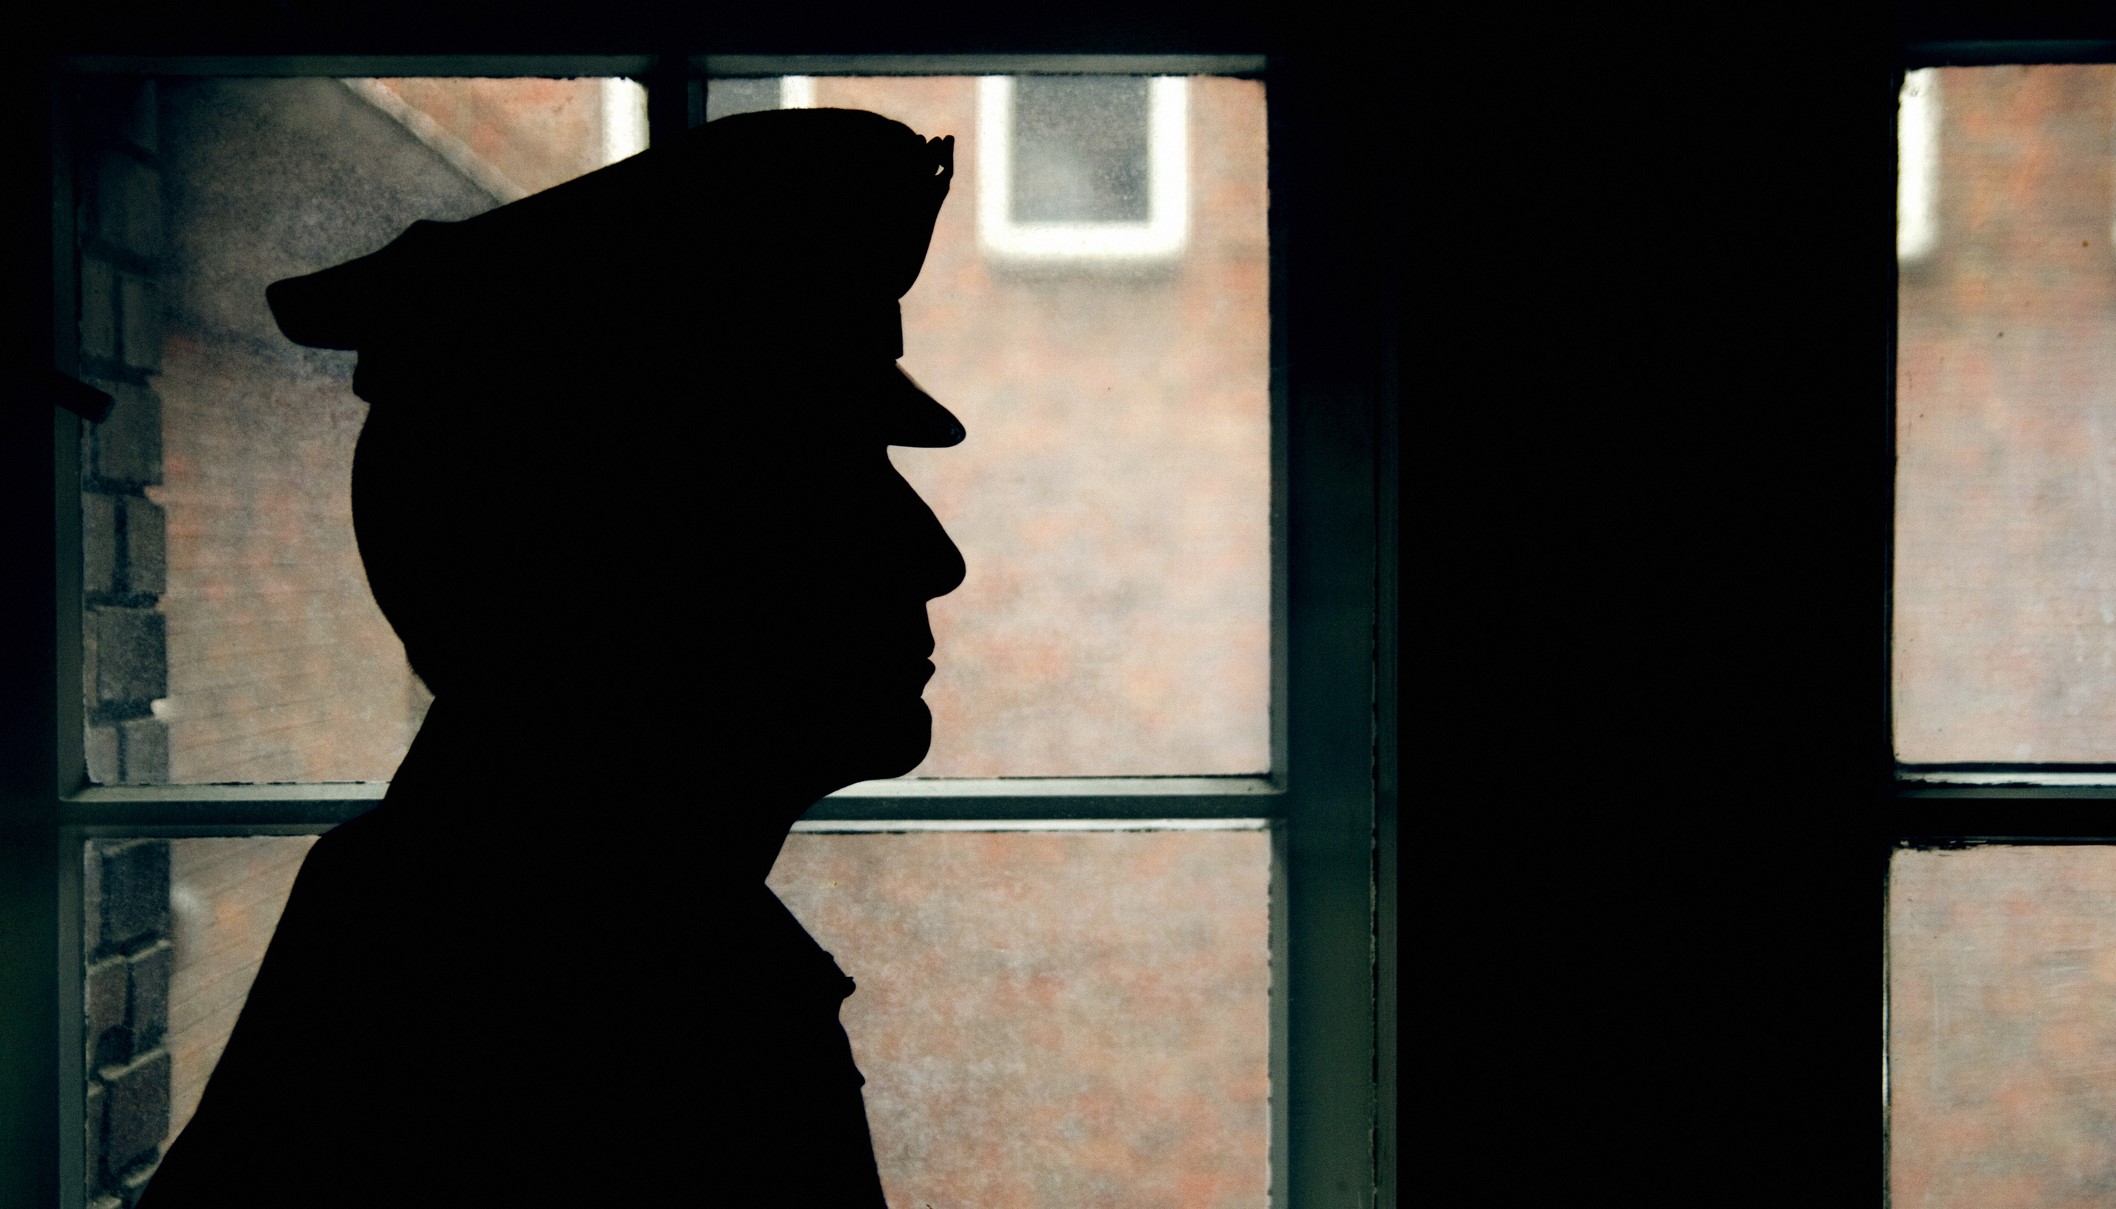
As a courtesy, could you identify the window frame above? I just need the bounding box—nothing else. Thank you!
[3,50,1392,1209]
[1895,67,1939,264]
[974,74,1190,262]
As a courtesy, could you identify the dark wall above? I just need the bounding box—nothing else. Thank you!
[1415,2,1898,1202]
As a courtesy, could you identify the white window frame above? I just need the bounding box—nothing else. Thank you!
[1897,67,1939,263]
[17,52,1390,1209]
[601,77,650,162]
[975,75,1189,262]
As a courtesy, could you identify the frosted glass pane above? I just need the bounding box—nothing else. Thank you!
[1009,77,1151,222]
[1890,846,2116,1207]
[1894,65,2116,763]
[80,74,1269,782]
[825,76,1271,776]
[771,830,1270,1208]
[84,831,1269,1207]
[704,77,785,121]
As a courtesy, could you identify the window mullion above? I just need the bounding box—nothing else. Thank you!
[645,54,697,145]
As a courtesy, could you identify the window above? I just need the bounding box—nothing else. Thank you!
[1887,46,2116,1209]
[9,50,1390,1209]
[976,76,1188,261]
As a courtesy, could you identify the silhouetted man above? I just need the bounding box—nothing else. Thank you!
[138,107,963,1207]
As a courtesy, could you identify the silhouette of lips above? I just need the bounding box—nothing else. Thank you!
[840,658,934,695]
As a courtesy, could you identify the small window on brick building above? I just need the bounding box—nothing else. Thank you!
[976,76,1188,262]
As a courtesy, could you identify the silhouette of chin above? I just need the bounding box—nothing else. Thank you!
[804,693,933,788]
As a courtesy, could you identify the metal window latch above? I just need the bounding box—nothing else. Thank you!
[39,369,115,424]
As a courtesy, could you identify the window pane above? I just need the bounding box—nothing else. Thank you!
[704,77,785,121]
[84,830,1269,1207]
[1010,77,1152,223]
[81,836,314,1202]
[79,73,1269,782]
[1894,65,2116,763]
[1889,846,2116,1207]
[821,76,1270,776]
[775,829,1270,1207]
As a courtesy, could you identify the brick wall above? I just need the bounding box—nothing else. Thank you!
[75,80,177,1205]
[121,833,1266,1207]
[78,79,170,785]
[146,77,507,781]
[82,840,174,1209]
[163,839,316,1147]
[80,838,315,1205]
[365,77,631,196]
[771,830,1270,1209]
[766,75,1272,776]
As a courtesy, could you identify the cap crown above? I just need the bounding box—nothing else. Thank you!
[267,107,956,398]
